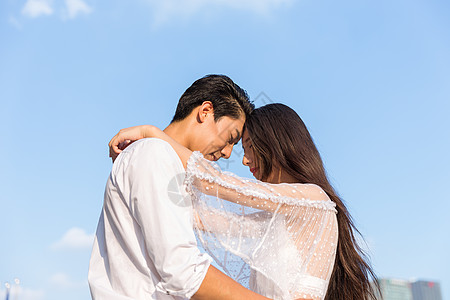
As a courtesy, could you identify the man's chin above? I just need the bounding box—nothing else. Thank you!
[205,154,220,161]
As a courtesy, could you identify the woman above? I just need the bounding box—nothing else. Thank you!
[109,103,379,300]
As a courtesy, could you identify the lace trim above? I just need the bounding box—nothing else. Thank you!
[185,151,337,212]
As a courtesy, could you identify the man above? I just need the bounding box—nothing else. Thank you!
[88,75,271,300]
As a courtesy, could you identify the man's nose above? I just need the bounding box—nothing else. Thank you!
[221,144,233,159]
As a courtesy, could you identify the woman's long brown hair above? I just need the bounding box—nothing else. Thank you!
[245,103,380,300]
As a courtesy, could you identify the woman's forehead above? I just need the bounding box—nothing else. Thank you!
[241,129,248,139]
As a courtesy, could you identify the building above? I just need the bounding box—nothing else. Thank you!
[376,278,413,300]
[374,278,443,300]
[411,280,443,300]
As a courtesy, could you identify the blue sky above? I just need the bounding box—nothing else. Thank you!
[1,0,449,299]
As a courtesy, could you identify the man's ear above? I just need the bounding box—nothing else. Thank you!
[197,101,214,123]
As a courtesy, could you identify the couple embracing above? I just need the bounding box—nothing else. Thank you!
[88,75,378,300]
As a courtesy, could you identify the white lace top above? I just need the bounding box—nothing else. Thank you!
[185,152,339,300]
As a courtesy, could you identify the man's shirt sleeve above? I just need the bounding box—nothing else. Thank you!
[113,138,212,298]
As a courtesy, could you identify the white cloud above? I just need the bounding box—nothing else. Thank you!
[144,0,293,27]
[51,227,94,250]
[64,0,93,19]
[49,272,87,289]
[22,0,53,18]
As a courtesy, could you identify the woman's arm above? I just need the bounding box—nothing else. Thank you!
[109,125,192,167]
[109,125,282,212]
[108,125,274,211]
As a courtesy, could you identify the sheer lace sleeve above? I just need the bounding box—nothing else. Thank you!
[185,152,338,300]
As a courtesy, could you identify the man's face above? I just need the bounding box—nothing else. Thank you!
[193,114,245,161]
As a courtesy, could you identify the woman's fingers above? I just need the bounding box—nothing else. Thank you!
[109,133,126,162]
[108,125,150,162]
[109,139,122,162]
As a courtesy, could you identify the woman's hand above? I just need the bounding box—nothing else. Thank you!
[108,125,155,162]
[109,124,192,168]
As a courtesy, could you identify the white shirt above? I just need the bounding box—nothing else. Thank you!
[88,138,212,300]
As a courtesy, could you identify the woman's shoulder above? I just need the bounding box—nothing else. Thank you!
[276,182,330,201]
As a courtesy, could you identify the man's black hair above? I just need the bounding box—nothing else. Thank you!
[171,75,254,123]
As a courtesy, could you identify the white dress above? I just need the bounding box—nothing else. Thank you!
[185,152,339,300]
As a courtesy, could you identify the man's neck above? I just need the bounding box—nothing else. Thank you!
[163,120,192,150]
